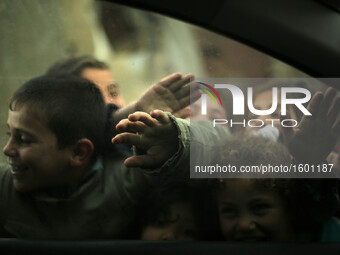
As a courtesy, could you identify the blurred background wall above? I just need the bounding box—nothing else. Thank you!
[0,0,307,162]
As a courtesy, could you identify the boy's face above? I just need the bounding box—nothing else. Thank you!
[3,104,75,192]
[217,179,295,242]
[141,202,198,241]
[81,68,125,106]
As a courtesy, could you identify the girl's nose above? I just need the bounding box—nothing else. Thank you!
[160,226,177,240]
[236,216,255,232]
[161,230,175,240]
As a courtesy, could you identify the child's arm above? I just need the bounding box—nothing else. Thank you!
[112,110,231,170]
[283,87,340,164]
[112,110,180,168]
[112,73,200,124]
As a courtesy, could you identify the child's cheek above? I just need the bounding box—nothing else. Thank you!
[219,218,234,240]
[20,148,41,164]
[141,226,164,240]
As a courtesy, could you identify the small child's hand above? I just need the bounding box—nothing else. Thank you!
[327,150,340,172]
[282,87,340,164]
[135,73,200,116]
[112,110,179,168]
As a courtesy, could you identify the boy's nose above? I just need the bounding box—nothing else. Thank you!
[3,140,17,157]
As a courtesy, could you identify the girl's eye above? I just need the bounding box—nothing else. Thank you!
[252,204,271,215]
[152,219,168,228]
[184,229,197,238]
[220,207,237,217]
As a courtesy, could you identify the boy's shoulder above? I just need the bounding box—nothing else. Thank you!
[0,164,15,202]
[0,163,12,183]
[0,163,14,221]
[0,163,14,190]
[0,163,11,170]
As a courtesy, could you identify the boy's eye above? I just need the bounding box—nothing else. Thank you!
[109,91,118,97]
[20,137,31,144]
[15,134,33,144]
[5,130,33,144]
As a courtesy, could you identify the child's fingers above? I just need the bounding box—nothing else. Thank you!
[173,106,190,119]
[174,81,200,100]
[115,120,147,133]
[150,110,169,124]
[327,97,340,126]
[124,155,157,168]
[158,72,182,87]
[319,87,337,118]
[112,133,142,147]
[174,83,191,100]
[305,92,324,118]
[168,73,194,92]
[128,112,157,127]
[115,119,130,132]
[280,110,294,142]
[115,119,139,132]
[178,90,201,110]
[189,84,202,104]
[332,118,340,137]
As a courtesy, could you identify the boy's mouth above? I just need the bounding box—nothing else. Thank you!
[10,164,28,177]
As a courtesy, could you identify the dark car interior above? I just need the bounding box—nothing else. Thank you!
[1,0,340,254]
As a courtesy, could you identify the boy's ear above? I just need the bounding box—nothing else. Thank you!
[70,138,94,167]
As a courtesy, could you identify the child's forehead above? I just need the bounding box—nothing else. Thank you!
[11,101,45,115]
[218,179,274,193]
[220,178,253,187]
[8,102,50,130]
[217,179,282,203]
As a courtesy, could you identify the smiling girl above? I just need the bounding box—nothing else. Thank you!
[212,135,340,242]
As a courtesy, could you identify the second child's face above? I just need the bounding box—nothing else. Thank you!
[3,105,75,192]
[141,202,198,241]
[217,179,295,242]
[81,68,125,106]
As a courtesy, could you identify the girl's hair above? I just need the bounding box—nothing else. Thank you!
[212,134,339,237]
[137,178,221,240]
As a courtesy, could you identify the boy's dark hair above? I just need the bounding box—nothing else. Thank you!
[46,55,109,77]
[9,75,107,156]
